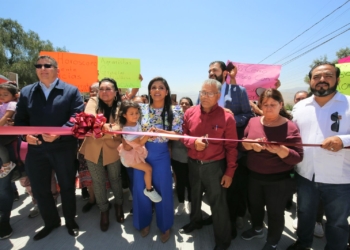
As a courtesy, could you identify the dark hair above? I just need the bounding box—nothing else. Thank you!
[179,97,193,106]
[148,77,173,131]
[37,55,58,68]
[308,62,340,79]
[97,78,121,121]
[258,88,292,120]
[209,61,226,71]
[0,83,19,97]
[293,90,308,100]
[118,100,141,126]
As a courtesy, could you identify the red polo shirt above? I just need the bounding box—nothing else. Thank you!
[182,104,238,178]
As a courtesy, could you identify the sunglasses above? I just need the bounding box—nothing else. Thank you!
[330,112,339,132]
[34,64,56,69]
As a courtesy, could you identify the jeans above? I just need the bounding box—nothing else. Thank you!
[296,173,350,250]
[0,143,17,223]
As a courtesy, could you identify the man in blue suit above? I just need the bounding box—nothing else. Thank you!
[14,55,84,241]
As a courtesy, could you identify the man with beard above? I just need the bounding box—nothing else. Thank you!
[205,61,253,239]
[288,62,350,250]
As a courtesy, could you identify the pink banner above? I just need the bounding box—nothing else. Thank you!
[339,56,350,64]
[227,61,281,100]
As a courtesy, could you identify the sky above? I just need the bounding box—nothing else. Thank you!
[2,0,350,102]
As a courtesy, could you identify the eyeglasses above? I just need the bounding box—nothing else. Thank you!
[34,64,56,69]
[99,88,114,92]
[199,91,218,98]
[330,112,339,132]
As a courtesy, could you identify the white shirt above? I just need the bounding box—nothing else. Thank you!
[292,92,350,184]
[39,78,58,99]
[122,122,142,141]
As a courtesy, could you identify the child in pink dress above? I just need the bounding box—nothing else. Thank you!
[0,83,18,178]
[117,101,162,203]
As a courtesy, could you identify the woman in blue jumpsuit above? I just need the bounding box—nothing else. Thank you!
[132,77,183,243]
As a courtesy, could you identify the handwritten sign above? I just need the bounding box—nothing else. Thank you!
[98,57,140,88]
[226,61,281,100]
[336,63,350,96]
[40,51,98,92]
[338,56,350,64]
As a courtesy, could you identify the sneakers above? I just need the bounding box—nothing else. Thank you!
[292,217,298,230]
[236,216,244,229]
[313,222,324,238]
[0,221,13,240]
[241,228,264,240]
[262,242,277,250]
[28,205,40,218]
[286,242,311,250]
[143,188,162,203]
[175,203,185,215]
[186,202,191,214]
[0,162,16,178]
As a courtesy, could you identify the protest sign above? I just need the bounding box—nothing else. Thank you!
[226,61,281,100]
[98,57,140,88]
[338,56,350,64]
[40,51,98,92]
[336,63,350,96]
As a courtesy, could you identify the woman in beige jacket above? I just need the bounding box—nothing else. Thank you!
[79,78,124,232]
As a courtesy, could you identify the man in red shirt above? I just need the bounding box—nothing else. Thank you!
[179,79,238,250]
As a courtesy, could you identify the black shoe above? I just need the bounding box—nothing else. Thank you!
[0,221,13,240]
[82,201,96,213]
[201,215,213,226]
[285,198,293,211]
[33,221,61,241]
[286,241,311,250]
[13,191,19,202]
[81,187,89,200]
[179,222,202,234]
[66,220,79,237]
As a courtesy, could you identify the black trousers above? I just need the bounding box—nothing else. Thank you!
[189,158,231,249]
[248,175,295,245]
[226,155,249,225]
[25,142,77,227]
[171,159,191,203]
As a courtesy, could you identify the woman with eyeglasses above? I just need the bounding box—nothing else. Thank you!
[171,97,193,215]
[240,89,303,250]
[130,77,183,243]
[79,78,124,232]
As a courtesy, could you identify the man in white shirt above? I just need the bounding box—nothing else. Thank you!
[288,62,350,250]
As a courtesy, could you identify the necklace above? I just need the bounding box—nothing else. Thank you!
[262,116,280,126]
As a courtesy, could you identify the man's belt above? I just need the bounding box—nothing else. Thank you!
[188,157,217,165]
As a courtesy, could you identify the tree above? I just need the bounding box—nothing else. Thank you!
[304,47,350,83]
[0,18,67,88]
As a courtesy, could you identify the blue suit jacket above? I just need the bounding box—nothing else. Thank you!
[15,79,84,146]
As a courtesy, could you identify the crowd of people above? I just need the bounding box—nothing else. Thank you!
[0,55,349,250]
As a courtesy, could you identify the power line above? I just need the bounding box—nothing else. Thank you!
[273,22,350,64]
[258,0,350,63]
[281,27,350,66]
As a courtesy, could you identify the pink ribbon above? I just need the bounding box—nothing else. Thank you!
[1,112,347,148]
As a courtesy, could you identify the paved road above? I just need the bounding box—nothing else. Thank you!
[2,183,326,250]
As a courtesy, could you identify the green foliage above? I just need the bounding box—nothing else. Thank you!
[304,48,350,84]
[285,103,293,111]
[0,18,67,88]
